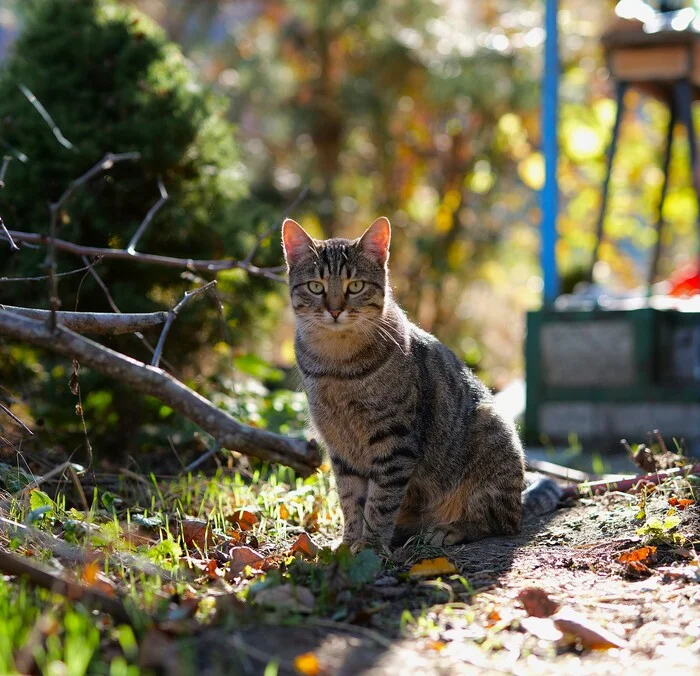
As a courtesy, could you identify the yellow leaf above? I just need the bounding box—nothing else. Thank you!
[426,640,446,652]
[294,651,320,675]
[279,504,290,520]
[408,557,458,578]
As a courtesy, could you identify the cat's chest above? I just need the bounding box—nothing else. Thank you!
[302,374,416,465]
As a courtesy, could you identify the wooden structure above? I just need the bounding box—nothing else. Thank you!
[526,1,700,450]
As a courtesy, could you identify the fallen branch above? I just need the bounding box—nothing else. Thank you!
[0,304,168,336]
[562,462,700,499]
[0,311,320,476]
[526,458,590,484]
[6,229,286,282]
[0,548,135,624]
[0,515,171,580]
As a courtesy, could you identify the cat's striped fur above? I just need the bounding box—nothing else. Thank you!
[282,216,561,551]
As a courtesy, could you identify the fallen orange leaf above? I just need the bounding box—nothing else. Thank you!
[291,532,319,559]
[280,504,290,520]
[425,640,446,652]
[229,509,258,531]
[617,546,656,564]
[294,651,320,675]
[678,499,695,510]
[623,560,653,579]
[81,561,100,585]
[408,557,458,578]
[178,519,215,549]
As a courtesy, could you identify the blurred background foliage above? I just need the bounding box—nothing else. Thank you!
[1,0,698,465]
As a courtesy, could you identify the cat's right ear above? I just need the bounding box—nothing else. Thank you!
[282,218,314,265]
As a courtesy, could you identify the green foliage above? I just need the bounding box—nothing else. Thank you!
[0,0,290,459]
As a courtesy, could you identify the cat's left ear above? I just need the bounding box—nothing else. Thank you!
[359,217,391,265]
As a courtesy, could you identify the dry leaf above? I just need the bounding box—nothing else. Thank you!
[178,519,215,549]
[226,546,265,580]
[81,561,100,585]
[617,545,656,564]
[279,504,290,520]
[623,560,653,579]
[291,532,319,559]
[519,616,564,642]
[552,607,628,650]
[80,561,116,596]
[408,557,458,578]
[206,559,219,580]
[302,509,319,533]
[517,587,560,618]
[228,509,258,531]
[255,584,315,613]
[425,640,447,652]
[294,651,321,676]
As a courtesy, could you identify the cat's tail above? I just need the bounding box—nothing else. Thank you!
[521,473,563,517]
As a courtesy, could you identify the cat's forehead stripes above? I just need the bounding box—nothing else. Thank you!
[315,241,356,279]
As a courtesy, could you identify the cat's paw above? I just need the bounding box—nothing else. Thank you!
[424,527,462,547]
[349,539,373,555]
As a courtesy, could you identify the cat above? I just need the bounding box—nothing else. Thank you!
[282,216,561,552]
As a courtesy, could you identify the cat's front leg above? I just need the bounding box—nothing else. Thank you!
[330,456,368,548]
[361,445,418,550]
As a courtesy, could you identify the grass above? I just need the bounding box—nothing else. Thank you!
[1,446,699,674]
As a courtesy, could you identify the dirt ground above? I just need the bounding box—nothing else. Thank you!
[172,488,700,675]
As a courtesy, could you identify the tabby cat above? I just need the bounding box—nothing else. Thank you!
[282,216,561,551]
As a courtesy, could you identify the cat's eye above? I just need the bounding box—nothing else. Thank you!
[347,280,365,294]
[307,281,324,294]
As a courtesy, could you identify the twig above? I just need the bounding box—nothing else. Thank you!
[0,549,135,624]
[180,442,221,476]
[242,186,309,265]
[0,402,33,436]
[0,311,321,475]
[0,304,168,336]
[16,461,78,495]
[526,458,590,484]
[563,462,700,499]
[18,84,74,150]
[80,256,177,372]
[0,217,19,251]
[46,152,141,329]
[0,155,11,188]
[0,259,103,284]
[151,281,218,367]
[127,176,168,254]
[7,229,286,282]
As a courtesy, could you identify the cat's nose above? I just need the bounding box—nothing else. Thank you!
[328,309,342,320]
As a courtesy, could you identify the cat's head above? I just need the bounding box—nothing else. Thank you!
[281,217,390,332]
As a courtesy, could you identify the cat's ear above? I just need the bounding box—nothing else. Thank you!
[359,217,391,265]
[282,218,314,264]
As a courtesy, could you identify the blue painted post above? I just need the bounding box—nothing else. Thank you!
[541,0,559,304]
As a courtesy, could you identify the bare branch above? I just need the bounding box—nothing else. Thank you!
[0,304,168,336]
[151,281,217,367]
[127,175,168,254]
[0,217,19,251]
[18,83,74,150]
[0,155,11,187]
[46,152,141,328]
[0,311,320,475]
[6,229,286,282]
[0,402,33,436]
[0,259,104,284]
[243,186,309,265]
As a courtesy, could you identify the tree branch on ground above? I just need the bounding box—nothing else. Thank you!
[0,304,168,335]
[0,311,321,476]
[0,549,136,624]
